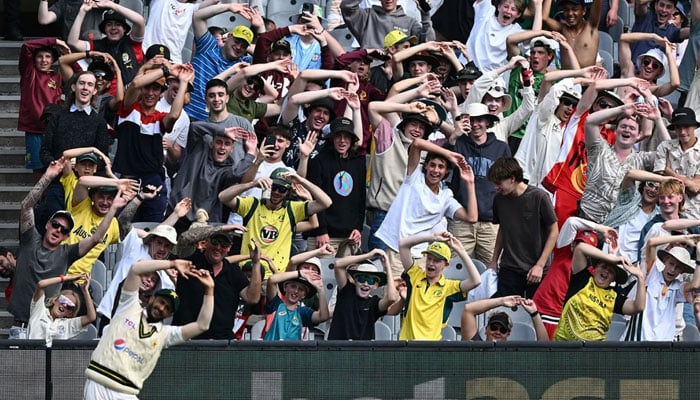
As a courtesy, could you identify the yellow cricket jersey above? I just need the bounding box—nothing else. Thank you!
[237,197,308,279]
[63,198,120,275]
[399,264,466,340]
[554,272,624,341]
[60,172,78,211]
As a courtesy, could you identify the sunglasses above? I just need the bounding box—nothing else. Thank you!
[246,78,263,92]
[561,98,578,107]
[354,274,379,285]
[643,57,662,70]
[210,237,231,247]
[93,71,107,79]
[271,184,289,193]
[488,85,506,93]
[596,99,613,109]
[645,181,660,189]
[58,295,76,310]
[487,323,510,334]
[50,219,71,235]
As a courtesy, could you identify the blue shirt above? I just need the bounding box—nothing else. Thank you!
[287,35,322,71]
[631,9,681,63]
[263,295,314,340]
[184,32,252,122]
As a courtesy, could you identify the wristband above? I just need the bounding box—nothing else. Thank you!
[529,310,539,317]
[161,65,170,79]
[85,50,90,59]
[136,193,144,202]
[297,270,301,279]
[60,274,65,283]
[521,69,533,87]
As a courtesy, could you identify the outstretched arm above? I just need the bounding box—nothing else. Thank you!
[21,158,66,234]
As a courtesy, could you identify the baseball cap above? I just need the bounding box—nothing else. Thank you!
[271,39,292,54]
[384,30,417,49]
[487,312,513,330]
[230,25,254,46]
[270,167,292,188]
[50,210,75,231]
[145,44,171,61]
[76,153,99,164]
[154,289,180,313]
[421,242,451,261]
[573,230,598,247]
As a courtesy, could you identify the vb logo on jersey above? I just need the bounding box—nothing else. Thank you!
[260,225,279,243]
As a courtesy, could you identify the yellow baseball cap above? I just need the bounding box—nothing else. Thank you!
[383,30,417,49]
[421,242,451,261]
[230,25,254,46]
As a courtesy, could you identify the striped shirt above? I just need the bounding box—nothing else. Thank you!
[184,32,252,122]
[579,136,654,223]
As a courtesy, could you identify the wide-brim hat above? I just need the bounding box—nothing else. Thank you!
[667,107,700,130]
[596,90,624,107]
[530,36,560,53]
[298,257,322,274]
[455,61,482,81]
[282,276,317,299]
[88,186,118,197]
[347,262,387,286]
[483,78,512,111]
[143,225,177,246]
[87,60,115,82]
[329,117,358,142]
[460,102,500,125]
[32,45,60,61]
[404,51,440,70]
[636,48,667,76]
[99,10,131,35]
[398,98,447,134]
[658,246,696,274]
[304,97,336,121]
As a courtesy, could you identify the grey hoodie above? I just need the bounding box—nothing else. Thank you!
[341,1,434,49]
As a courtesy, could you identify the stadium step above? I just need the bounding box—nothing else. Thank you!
[0,96,20,113]
[0,77,20,95]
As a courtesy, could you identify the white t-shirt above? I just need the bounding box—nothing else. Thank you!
[97,230,175,318]
[143,0,200,64]
[28,294,85,341]
[466,0,523,72]
[617,208,656,262]
[156,96,190,149]
[375,168,462,257]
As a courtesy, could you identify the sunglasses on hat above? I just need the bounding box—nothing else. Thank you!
[58,295,76,310]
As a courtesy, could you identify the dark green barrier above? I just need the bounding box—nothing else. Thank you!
[2,341,699,399]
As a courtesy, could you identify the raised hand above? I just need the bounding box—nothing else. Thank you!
[174,197,192,217]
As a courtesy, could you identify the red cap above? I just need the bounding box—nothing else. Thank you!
[574,230,598,247]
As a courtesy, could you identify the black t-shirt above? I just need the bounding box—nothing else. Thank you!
[173,250,249,339]
[327,283,384,340]
[431,0,475,42]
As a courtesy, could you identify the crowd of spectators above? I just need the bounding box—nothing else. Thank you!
[10,0,700,392]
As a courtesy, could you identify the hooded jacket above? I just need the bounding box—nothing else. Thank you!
[445,132,510,222]
[341,1,435,49]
